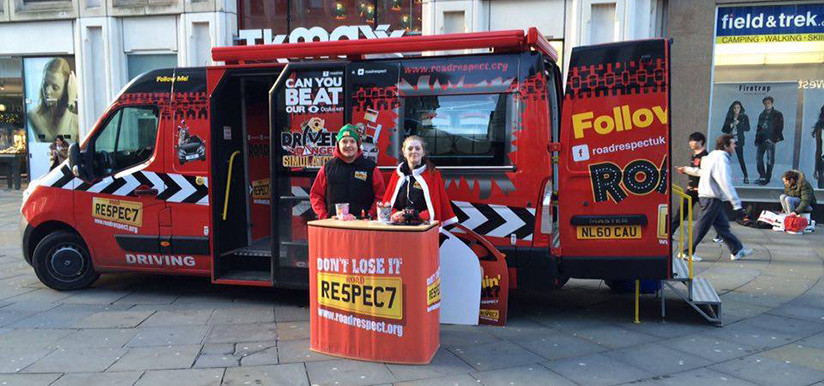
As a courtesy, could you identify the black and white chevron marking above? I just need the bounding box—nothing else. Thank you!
[291,186,312,217]
[451,201,535,241]
[41,165,209,205]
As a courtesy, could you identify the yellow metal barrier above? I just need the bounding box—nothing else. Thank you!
[222,150,241,221]
[671,185,694,279]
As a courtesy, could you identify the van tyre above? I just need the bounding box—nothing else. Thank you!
[32,231,99,290]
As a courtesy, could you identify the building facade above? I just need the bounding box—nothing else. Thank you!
[668,0,824,203]
[0,0,665,179]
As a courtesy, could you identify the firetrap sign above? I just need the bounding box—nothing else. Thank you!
[716,3,824,43]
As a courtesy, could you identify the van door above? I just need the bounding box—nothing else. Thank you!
[163,68,211,275]
[72,70,172,271]
[557,40,671,280]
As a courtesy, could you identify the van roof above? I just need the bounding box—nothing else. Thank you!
[212,27,556,65]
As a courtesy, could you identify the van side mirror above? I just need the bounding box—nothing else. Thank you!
[69,143,93,182]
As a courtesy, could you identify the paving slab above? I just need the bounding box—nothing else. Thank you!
[234,341,275,357]
[75,310,155,328]
[0,347,54,373]
[126,325,209,347]
[703,322,796,350]
[572,325,660,349]
[438,325,500,348]
[648,367,759,386]
[108,344,202,371]
[0,328,73,348]
[201,343,235,355]
[449,340,543,371]
[387,348,474,382]
[276,339,335,363]
[662,334,758,362]
[194,353,240,368]
[222,363,308,386]
[7,304,107,328]
[276,321,310,341]
[0,373,62,386]
[471,365,575,386]
[135,368,224,386]
[239,346,278,366]
[394,374,480,386]
[543,353,653,386]
[208,306,274,325]
[23,347,127,373]
[55,328,139,348]
[274,306,309,322]
[141,309,215,327]
[306,359,396,386]
[759,343,824,371]
[511,332,608,360]
[205,323,277,344]
[51,371,143,386]
[710,355,824,386]
[602,343,712,375]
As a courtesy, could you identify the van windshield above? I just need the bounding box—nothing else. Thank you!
[402,93,511,167]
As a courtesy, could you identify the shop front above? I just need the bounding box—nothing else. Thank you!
[708,2,824,196]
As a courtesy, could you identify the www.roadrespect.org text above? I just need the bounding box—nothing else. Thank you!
[317,307,404,337]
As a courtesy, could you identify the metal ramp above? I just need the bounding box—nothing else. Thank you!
[664,186,722,326]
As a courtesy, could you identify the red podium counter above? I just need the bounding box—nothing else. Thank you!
[308,219,440,364]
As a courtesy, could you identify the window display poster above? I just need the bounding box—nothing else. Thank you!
[801,89,824,190]
[24,56,78,179]
[708,82,798,188]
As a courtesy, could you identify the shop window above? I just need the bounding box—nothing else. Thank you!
[92,106,158,176]
[0,58,26,156]
[127,54,177,81]
[290,0,375,32]
[402,94,511,167]
[709,3,824,191]
[239,0,288,33]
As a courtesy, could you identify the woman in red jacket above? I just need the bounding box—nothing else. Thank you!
[383,136,457,226]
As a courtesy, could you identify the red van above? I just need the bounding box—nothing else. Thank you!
[22,28,688,319]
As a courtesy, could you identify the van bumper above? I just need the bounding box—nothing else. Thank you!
[21,216,33,266]
[560,255,668,280]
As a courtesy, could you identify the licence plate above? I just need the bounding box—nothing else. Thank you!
[576,225,641,239]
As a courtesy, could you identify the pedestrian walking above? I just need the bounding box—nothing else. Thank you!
[685,134,753,261]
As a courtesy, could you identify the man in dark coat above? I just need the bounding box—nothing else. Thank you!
[780,170,817,215]
[755,96,784,185]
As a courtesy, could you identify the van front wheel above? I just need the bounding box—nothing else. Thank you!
[32,231,99,290]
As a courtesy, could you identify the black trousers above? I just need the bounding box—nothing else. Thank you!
[756,141,775,181]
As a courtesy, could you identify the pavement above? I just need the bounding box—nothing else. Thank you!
[1,189,823,386]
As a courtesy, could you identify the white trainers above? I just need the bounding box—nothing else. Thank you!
[677,252,702,262]
[712,236,724,244]
[731,246,753,261]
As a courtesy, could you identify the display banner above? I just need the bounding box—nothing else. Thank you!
[716,3,824,44]
[308,221,439,364]
[801,88,824,190]
[708,82,798,189]
[279,68,345,169]
[24,56,78,179]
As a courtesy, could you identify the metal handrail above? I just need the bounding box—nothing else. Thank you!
[222,150,241,221]
[671,185,694,279]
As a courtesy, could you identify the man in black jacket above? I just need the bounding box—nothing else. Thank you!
[309,124,385,220]
[754,96,784,185]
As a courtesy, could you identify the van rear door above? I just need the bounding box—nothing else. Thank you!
[557,39,671,280]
